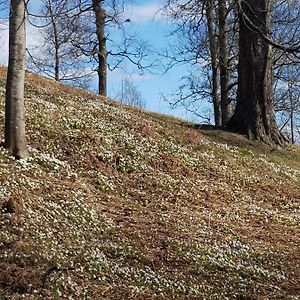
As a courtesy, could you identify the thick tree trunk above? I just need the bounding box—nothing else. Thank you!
[227,0,287,146]
[218,0,232,127]
[93,0,107,97]
[206,0,222,127]
[5,0,28,159]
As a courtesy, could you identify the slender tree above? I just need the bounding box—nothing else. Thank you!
[117,77,146,108]
[76,0,150,96]
[27,0,92,87]
[92,0,107,96]
[163,0,237,126]
[28,0,151,96]
[272,0,300,142]
[218,0,232,126]
[206,0,221,126]
[5,0,28,158]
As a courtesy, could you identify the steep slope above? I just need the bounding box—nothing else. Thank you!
[0,67,299,299]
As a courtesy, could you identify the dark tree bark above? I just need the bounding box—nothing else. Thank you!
[92,0,107,96]
[206,0,222,127]
[48,1,60,82]
[227,0,287,146]
[5,0,28,159]
[218,0,232,127]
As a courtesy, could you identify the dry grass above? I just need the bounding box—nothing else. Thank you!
[0,66,299,299]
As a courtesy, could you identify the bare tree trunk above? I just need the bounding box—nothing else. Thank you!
[5,0,28,159]
[227,0,287,146]
[92,0,107,96]
[218,0,232,127]
[48,1,60,82]
[289,87,295,144]
[206,0,221,127]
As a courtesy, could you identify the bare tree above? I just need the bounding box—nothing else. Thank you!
[163,0,237,127]
[206,0,221,126]
[28,0,151,96]
[92,0,107,96]
[275,74,300,144]
[5,0,28,158]
[218,0,232,126]
[27,0,92,88]
[70,0,152,96]
[227,0,290,146]
[116,77,146,109]
[164,0,299,145]
[272,0,300,143]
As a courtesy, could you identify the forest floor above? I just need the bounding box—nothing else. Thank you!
[0,67,299,299]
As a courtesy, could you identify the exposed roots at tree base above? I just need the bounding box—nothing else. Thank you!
[226,119,290,148]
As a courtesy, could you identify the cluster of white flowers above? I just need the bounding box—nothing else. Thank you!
[0,74,298,299]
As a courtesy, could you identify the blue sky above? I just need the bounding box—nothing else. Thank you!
[106,0,198,121]
[0,0,208,123]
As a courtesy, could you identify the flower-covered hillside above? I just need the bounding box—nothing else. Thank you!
[0,67,299,299]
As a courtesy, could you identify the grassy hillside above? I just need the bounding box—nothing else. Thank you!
[0,67,299,299]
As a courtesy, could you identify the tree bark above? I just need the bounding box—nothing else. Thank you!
[5,0,28,159]
[92,0,107,96]
[206,0,222,127]
[48,1,60,82]
[227,0,287,146]
[289,87,295,144]
[218,0,232,127]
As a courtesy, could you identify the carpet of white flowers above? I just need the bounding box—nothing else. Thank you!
[0,68,299,299]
